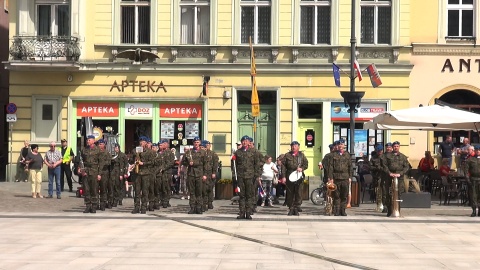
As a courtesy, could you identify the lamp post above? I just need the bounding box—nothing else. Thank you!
[341,0,365,170]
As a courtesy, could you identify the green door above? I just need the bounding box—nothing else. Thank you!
[238,105,276,159]
[297,121,322,177]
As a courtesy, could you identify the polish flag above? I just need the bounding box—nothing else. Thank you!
[353,59,363,81]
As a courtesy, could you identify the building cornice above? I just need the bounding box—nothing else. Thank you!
[412,43,480,56]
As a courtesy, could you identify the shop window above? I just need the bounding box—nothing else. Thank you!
[333,123,384,159]
[240,0,271,44]
[32,96,61,142]
[160,120,202,160]
[298,103,322,119]
[180,0,210,44]
[360,0,391,44]
[121,0,150,44]
[300,0,331,45]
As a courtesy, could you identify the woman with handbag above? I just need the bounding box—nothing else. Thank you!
[260,155,278,207]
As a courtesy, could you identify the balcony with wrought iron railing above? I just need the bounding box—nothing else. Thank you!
[9,36,81,62]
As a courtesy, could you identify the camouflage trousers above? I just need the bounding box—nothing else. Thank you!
[149,174,157,206]
[375,177,387,208]
[188,176,203,207]
[160,172,171,204]
[238,178,254,213]
[134,174,151,209]
[202,177,215,206]
[110,169,123,203]
[286,180,303,209]
[99,171,109,205]
[333,179,349,209]
[470,178,480,208]
[82,173,99,207]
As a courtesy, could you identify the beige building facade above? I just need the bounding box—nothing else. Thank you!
[6,0,413,179]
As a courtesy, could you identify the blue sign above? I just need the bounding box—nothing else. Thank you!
[6,103,17,114]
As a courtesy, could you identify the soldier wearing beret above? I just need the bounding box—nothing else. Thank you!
[182,137,207,214]
[326,139,351,216]
[248,137,264,213]
[234,135,262,219]
[465,145,480,217]
[281,141,309,216]
[111,143,128,207]
[382,141,410,217]
[131,136,156,214]
[159,139,175,208]
[203,140,219,211]
[97,139,112,210]
[79,135,101,213]
[369,144,386,212]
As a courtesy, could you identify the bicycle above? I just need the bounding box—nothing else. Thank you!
[310,181,326,205]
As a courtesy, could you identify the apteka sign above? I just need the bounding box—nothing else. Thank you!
[110,80,167,93]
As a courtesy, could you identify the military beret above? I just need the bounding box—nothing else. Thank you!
[475,145,480,150]
[241,135,250,141]
[339,139,345,144]
[290,141,300,146]
[87,135,95,140]
[392,141,400,146]
[97,139,105,144]
[385,142,392,147]
[200,142,206,147]
[152,143,158,147]
[375,144,384,151]
[139,136,147,142]
[334,141,340,146]
[205,140,211,144]
[193,136,201,142]
[161,139,169,144]
[248,137,254,142]
[328,144,334,149]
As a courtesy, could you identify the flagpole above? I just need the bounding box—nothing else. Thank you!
[250,36,260,150]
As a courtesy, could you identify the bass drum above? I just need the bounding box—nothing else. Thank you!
[310,185,326,205]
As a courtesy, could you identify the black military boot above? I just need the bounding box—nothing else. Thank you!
[237,212,245,219]
[140,208,147,214]
[148,204,154,212]
[131,207,140,214]
[90,205,97,214]
[162,202,168,208]
[107,202,113,209]
[208,202,214,209]
[334,207,340,216]
[293,208,300,216]
[245,212,253,220]
[167,202,172,207]
[118,200,123,206]
[340,208,348,216]
[83,205,91,214]
[100,203,106,211]
[202,205,207,212]
[288,208,295,216]
[195,206,203,214]
[387,207,392,217]
[154,202,160,210]
[471,208,477,217]
[113,201,118,208]
[188,207,195,214]
[296,207,303,212]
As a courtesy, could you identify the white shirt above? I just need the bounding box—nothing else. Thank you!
[262,162,278,181]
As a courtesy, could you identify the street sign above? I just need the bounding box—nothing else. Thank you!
[6,114,17,122]
[6,103,17,114]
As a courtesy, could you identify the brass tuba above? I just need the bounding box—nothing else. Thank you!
[391,177,402,217]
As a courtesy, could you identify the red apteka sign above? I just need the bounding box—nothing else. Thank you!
[160,104,202,118]
[77,102,119,117]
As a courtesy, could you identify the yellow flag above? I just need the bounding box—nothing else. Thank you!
[250,37,260,117]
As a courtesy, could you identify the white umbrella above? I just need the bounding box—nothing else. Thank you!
[363,105,480,131]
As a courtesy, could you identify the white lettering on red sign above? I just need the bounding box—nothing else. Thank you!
[360,108,385,113]
[164,107,198,115]
[81,106,115,114]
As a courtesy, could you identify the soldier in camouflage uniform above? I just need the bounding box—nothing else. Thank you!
[382,141,410,217]
[202,140,219,211]
[326,140,352,216]
[79,135,101,214]
[131,136,156,214]
[97,139,111,211]
[248,137,264,213]
[182,137,207,214]
[111,144,128,206]
[320,144,335,215]
[465,145,480,217]
[234,135,262,219]
[160,139,175,208]
[281,141,309,216]
[369,144,385,212]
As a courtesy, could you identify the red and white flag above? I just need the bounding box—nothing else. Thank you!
[353,59,363,81]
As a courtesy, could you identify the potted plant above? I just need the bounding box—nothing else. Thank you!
[215,178,234,200]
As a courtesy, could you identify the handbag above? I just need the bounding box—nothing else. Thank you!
[273,173,278,185]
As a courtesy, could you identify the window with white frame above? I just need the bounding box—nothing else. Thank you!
[447,0,474,38]
[360,0,391,44]
[240,0,271,44]
[121,0,150,44]
[300,0,331,44]
[180,0,210,44]
[36,0,70,36]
